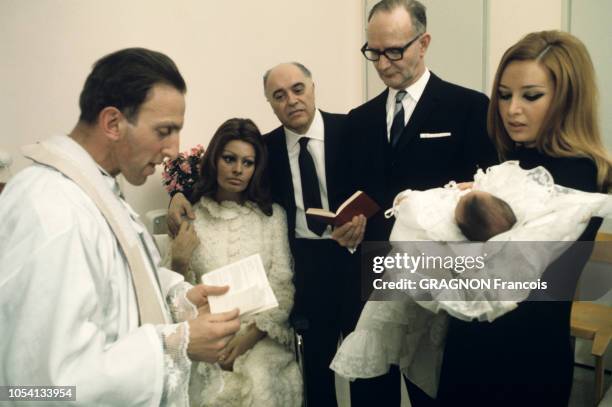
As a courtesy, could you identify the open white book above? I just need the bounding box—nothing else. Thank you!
[201,253,278,317]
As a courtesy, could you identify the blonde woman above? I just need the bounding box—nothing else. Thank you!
[438,30,612,406]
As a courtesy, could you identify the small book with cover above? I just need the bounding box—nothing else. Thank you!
[306,190,380,227]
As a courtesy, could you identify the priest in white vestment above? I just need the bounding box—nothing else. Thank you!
[0,48,240,406]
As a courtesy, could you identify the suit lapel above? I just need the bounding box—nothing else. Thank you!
[322,112,341,210]
[365,90,394,165]
[372,89,390,145]
[266,127,295,211]
[394,73,441,153]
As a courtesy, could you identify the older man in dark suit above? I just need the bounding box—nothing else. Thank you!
[346,1,497,406]
[169,62,365,406]
[263,63,365,406]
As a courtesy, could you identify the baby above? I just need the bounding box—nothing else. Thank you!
[332,161,612,398]
[455,190,517,242]
[389,186,517,243]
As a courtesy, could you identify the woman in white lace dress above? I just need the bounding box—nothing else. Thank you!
[169,118,302,407]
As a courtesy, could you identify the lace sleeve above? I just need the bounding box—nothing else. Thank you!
[167,281,198,322]
[156,322,192,407]
[253,206,294,346]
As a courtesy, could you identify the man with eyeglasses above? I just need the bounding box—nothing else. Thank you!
[344,0,497,406]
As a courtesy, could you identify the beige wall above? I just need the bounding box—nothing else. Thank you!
[1,0,609,223]
[365,0,487,97]
[365,0,567,97]
[0,0,364,216]
[487,0,565,94]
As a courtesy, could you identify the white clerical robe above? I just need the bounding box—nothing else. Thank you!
[0,135,192,406]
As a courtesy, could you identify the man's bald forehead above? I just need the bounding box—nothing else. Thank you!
[263,62,312,93]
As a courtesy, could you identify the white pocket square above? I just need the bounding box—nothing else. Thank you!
[420,132,451,139]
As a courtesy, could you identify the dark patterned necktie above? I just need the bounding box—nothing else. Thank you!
[390,90,407,148]
[298,137,326,236]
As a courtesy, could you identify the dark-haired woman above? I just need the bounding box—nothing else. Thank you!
[168,118,302,406]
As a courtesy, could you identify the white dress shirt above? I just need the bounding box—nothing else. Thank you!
[284,109,332,239]
[385,68,431,141]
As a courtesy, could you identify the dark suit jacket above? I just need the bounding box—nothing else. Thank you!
[264,111,360,328]
[346,72,498,240]
[264,110,348,247]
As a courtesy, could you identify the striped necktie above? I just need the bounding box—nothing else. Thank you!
[390,90,407,148]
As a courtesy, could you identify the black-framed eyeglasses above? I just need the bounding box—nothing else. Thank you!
[361,34,422,61]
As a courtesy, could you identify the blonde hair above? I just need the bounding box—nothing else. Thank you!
[488,30,611,191]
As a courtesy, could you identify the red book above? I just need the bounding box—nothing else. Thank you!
[306,190,380,227]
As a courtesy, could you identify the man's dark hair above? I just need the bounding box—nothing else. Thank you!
[367,0,427,34]
[457,192,517,242]
[78,47,186,124]
[191,118,273,216]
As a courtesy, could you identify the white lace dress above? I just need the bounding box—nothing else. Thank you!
[181,197,302,407]
[331,161,612,397]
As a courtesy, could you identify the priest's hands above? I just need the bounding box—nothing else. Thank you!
[332,215,366,249]
[186,284,225,309]
[171,221,199,274]
[167,192,195,237]
[186,284,240,363]
[218,324,266,371]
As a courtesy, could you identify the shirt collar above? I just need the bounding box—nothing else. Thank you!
[388,67,431,104]
[97,164,123,198]
[285,109,324,149]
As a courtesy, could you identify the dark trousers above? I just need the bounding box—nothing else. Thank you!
[350,365,401,407]
[438,302,574,407]
[292,238,362,407]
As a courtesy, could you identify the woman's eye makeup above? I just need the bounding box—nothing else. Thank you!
[221,155,254,167]
[497,89,512,100]
[524,93,544,101]
[497,91,545,102]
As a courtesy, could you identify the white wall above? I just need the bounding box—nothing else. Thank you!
[570,0,612,153]
[1,0,609,220]
[487,0,565,94]
[365,0,487,97]
[364,0,568,98]
[571,0,612,232]
[0,0,364,216]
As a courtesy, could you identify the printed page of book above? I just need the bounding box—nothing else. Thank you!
[201,253,278,316]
